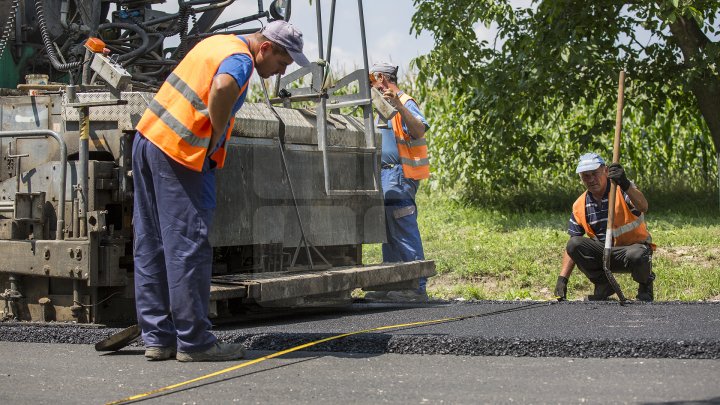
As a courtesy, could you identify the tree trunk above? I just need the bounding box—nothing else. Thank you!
[669,16,720,154]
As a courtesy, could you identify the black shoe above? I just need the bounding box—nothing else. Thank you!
[637,272,655,302]
[587,282,614,301]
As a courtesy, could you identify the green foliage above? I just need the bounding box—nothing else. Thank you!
[410,0,720,197]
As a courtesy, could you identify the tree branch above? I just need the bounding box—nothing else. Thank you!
[669,15,720,151]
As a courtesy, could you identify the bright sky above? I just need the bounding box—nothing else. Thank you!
[150,0,541,78]
[154,0,435,77]
[282,0,434,77]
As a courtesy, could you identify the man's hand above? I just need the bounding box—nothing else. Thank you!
[554,275,569,301]
[608,163,631,191]
[382,89,402,109]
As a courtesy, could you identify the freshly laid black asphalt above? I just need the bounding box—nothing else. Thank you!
[1,300,719,359]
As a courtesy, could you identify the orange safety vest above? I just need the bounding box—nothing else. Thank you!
[572,187,656,250]
[136,35,253,172]
[392,93,430,180]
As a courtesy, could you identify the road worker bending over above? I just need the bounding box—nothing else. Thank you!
[133,21,309,362]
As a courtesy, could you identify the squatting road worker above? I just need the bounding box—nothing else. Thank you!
[364,61,431,302]
[133,21,309,362]
[554,152,656,302]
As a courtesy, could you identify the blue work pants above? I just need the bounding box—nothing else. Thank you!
[381,164,426,292]
[132,134,217,352]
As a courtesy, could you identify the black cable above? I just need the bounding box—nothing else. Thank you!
[34,0,82,72]
[98,22,149,63]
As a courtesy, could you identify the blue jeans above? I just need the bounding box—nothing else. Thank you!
[132,133,217,352]
[381,164,426,293]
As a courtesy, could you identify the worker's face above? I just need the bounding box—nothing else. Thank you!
[255,42,294,78]
[370,73,389,92]
[579,166,608,195]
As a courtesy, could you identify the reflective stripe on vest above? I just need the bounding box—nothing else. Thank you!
[146,98,210,148]
[392,93,430,180]
[166,73,211,119]
[614,213,645,238]
[572,187,655,250]
[401,156,430,167]
[396,137,427,147]
[136,35,252,172]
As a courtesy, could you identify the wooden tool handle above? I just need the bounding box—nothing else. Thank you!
[601,70,628,304]
[607,70,625,229]
[612,70,625,164]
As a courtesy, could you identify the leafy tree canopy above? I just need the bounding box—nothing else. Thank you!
[410,0,719,195]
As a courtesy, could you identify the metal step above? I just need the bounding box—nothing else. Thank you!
[209,260,436,303]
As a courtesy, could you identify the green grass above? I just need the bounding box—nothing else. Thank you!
[363,189,720,301]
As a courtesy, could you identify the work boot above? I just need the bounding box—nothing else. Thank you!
[386,290,429,302]
[144,346,177,361]
[363,291,389,300]
[637,272,655,302]
[587,282,615,301]
[176,342,246,362]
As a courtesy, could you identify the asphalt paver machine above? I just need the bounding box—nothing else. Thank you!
[0,0,434,323]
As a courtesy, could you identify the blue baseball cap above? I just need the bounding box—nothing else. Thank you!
[261,20,310,67]
[575,152,606,173]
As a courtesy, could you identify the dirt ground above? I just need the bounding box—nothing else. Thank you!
[657,246,720,269]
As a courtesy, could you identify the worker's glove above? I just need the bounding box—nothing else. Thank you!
[608,163,631,191]
[554,276,568,301]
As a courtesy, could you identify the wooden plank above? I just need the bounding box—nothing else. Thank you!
[208,260,436,302]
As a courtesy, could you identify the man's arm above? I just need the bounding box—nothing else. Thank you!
[561,250,575,278]
[207,73,241,153]
[383,90,426,139]
[625,186,648,213]
[554,244,576,300]
[608,163,648,213]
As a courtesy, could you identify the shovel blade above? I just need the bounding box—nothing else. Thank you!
[602,247,627,303]
[95,324,141,352]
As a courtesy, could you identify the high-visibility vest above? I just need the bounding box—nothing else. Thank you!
[572,187,656,250]
[136,35,253,172]
[392,93,430,180]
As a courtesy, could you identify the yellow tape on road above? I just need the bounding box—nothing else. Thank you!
[106,300,552,405]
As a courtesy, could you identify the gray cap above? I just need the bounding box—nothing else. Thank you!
[261,20,310,67]
[575,152,606,173]
[370,61,399,76]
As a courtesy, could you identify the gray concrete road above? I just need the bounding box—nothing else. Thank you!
[0,342,718,405]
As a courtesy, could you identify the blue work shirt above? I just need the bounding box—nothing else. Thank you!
[568,181,641,242]
[201,35,254,208]
[379,92,429,166]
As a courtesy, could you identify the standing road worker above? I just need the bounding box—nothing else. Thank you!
[364,61,431,302]
[132,21,309,361]
[554,153,656,302]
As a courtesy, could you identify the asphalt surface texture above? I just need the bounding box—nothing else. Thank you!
[1,300,719,359]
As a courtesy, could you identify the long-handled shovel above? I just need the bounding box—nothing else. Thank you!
[603,70,627,305]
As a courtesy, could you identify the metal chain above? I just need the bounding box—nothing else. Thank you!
[0,0,20,57]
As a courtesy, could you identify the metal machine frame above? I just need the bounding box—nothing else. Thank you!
[0,0,435,324]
